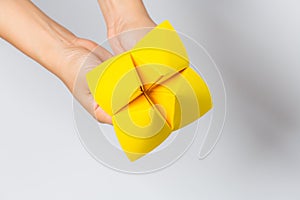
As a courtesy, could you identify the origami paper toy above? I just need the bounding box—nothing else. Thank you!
[86,21,213,161]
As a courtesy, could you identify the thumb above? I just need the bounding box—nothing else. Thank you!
[72,44,113,124]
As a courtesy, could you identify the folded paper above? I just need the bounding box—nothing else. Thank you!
[86,21,213,161]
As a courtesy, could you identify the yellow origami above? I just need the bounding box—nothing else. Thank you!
[86,21,213,161]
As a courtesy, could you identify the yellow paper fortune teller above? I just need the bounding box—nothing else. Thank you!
[86,20,213,161]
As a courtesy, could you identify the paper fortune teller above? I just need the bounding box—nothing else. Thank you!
[86,20,213,161]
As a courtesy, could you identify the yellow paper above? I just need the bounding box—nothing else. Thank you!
[86,20,213,161]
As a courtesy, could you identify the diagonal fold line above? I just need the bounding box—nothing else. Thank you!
[149,67,188,91]
[144,75,164,92]
[129,54,145,91]
[113,54,147,115]
[143,92,172,129]
[113,92,145,115]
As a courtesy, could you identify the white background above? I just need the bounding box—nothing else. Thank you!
[0,0,299,199]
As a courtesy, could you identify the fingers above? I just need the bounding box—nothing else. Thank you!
[71,38,114,125]
[74,81,112,125]
[94,102,113,124]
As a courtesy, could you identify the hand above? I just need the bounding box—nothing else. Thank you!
[98,0,156,54]
[0,0,113,124]
[59,38,113,124]
[107,17,156,54]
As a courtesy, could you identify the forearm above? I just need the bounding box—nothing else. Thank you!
[0,0,76,78]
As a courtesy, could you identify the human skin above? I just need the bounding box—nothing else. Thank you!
[0,0,155,124]
[97,0,156,53]
[0,0,114,123]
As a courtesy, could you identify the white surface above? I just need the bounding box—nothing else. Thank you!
[0,0,299,199]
